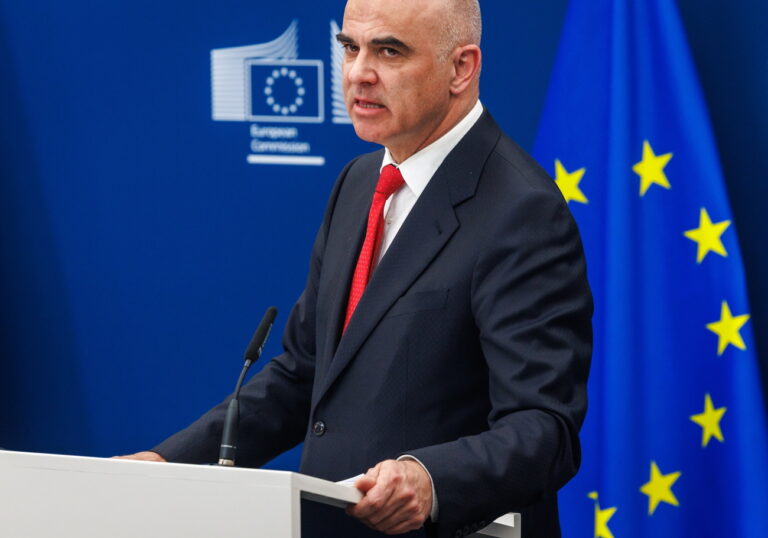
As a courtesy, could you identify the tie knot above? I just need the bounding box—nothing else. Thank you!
[376,164,405,198]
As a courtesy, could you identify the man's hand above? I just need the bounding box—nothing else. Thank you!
[112,451,167,462]
[346,459,433,535]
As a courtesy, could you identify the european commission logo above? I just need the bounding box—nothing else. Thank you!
[249,61,322,122]
[210,20,350,166]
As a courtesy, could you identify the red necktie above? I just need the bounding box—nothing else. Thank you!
[343,164,405,332]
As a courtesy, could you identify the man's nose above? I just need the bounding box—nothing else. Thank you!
[345,51,378,86]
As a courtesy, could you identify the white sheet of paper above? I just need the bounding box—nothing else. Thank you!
[335,473,365,486]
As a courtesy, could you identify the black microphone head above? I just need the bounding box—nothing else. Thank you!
[244,306,277,362]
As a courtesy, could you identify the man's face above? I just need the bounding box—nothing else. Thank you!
[338,0,454,161]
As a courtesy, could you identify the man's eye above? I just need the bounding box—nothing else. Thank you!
[342,43,359,53]
[382,47,399,57]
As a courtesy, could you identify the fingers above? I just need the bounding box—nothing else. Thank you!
[377,501,426,535]
[347,463,391,518]
[347,459,432,534]
[111,451,166,462]
[354,464,381,493]
[352,463,398,520]
[366,495,413,531]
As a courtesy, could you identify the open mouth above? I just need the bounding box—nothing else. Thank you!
[355,99,385,109]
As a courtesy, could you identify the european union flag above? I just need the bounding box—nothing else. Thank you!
[533,1,768,536]
[248,60,323,122]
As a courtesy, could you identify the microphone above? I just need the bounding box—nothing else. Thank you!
[218,306,278,466]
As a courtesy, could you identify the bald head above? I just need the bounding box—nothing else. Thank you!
[339,0,483,161]
[343,0,481,59]
[440,0,482,58]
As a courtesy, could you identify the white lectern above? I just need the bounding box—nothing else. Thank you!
[0,450,519,537]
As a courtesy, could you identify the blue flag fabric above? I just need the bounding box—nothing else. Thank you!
[533,1,768,536]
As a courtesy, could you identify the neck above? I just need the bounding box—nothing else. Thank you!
[388,94,479,163]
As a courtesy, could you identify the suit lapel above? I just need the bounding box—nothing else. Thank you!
[313,111,501,408]
[316,155,380,367]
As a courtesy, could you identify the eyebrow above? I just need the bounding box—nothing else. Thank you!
[335,32,354,44]
[335,32,412,53]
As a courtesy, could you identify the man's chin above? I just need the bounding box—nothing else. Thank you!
[350,122,386,146]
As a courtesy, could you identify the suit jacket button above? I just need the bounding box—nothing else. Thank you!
[312,420,326,436]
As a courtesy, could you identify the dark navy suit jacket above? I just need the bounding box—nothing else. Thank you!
[154,111,593,538]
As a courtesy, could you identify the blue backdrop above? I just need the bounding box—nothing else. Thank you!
[1,0,766,486]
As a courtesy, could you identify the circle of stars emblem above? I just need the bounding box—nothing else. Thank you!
[264,67,306,116]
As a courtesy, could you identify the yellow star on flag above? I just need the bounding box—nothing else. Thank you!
[683,208,731,263]
[706,301,751,356]
[588,492,617,538]
[554,159,588,204]
[633,140,673,196]
[690,393,726,447]
[640,461,681,515]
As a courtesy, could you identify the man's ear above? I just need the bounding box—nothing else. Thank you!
[449,45,481,96]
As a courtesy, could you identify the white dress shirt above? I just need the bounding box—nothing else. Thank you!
[375,100,484,522]
[374,100,484,268]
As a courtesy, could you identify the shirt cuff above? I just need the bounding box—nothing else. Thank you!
[397,454,439,522]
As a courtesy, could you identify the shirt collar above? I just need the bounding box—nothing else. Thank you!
[381,100,484,197]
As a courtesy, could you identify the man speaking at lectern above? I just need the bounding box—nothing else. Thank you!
[120,0,592,536]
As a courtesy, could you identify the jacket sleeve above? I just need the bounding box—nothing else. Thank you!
[152,158,358,466]
[411,186,593,537]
